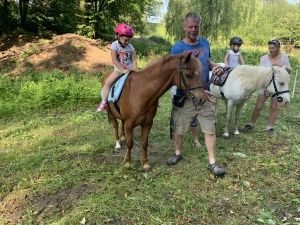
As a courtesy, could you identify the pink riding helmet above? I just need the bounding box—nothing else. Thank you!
[115,24,134,37]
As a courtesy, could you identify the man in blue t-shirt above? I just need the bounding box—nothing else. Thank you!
[167,12,226,176]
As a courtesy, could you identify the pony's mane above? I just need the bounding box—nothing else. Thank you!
[233,65,289,90]
[232,65,272,90]
[142,53,201,72]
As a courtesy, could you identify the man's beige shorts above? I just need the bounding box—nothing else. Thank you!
[172,98,216,135]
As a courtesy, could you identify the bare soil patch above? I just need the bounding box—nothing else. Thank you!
[0,33,113,75]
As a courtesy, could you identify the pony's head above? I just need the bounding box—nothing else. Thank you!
[266,66,290,106]
[173,52,207,109]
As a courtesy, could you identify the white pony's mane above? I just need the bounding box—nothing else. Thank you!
[231,65,288,90]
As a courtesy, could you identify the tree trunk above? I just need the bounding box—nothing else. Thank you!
[19,0,29,27]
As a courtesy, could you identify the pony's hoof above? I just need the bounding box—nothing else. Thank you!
[222,134,230,139]
[115,141,122,150]
[143,166,152,173]
[119,139,126,148]
[125,163,131,168]
[234,131,240,136]
[114,147,121,152]
[142,163,151,172]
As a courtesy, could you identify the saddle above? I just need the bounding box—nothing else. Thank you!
[213,68,233,86]
[101,72,130,102]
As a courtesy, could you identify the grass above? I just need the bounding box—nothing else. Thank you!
[0,36,300,224]
[0,80,299,224]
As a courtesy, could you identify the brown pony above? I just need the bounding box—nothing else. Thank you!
[102,52,207,171]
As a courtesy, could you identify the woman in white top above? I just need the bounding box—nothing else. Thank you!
[241,39,292,135]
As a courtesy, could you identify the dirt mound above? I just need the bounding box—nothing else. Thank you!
[0,33,113,74]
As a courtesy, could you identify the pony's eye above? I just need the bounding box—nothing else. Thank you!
[186,74,193,79]
[280,82,284,86]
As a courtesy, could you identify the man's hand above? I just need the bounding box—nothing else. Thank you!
[205,90,217,103]
[212,66,224,77]
[264,89,269,97]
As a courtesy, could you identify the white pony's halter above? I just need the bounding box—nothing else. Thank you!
[266,73,289,102]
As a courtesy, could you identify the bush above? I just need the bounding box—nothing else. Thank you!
[132,37,171,58]
[0,70,102,119]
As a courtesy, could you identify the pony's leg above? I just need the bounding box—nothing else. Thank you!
[124,123,134,168]
[140,123,153,171]
[109,115,122,150]
[120,121,126,147]
[223,100,233,138]
[233,102,246,135]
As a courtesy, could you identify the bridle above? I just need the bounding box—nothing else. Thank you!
[266,72,289,103]
[179,58,204,110]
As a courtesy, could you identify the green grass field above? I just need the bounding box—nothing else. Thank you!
[1,85,299,224]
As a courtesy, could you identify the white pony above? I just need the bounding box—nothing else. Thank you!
[210,64,290,138]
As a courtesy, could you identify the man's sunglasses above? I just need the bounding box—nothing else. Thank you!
[268,40,280,46]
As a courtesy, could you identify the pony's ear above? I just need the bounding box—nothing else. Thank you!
[272,65,278,73]
[184,52,193,64]
[272,65,285,74]
[194,52,200,58]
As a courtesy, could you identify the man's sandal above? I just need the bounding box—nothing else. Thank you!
[207,163,226,176]
[241,124,254,132]
[167,154,182,165]
[194,142,202,148]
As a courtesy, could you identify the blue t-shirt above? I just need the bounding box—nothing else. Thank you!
[170,37,211,96]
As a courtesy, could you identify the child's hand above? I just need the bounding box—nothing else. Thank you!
[122,69,130,74]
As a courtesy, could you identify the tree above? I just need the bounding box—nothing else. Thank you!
[1,0,163,38]
[19,0,29,27]
[236,0,300,45]
[274,2,300,45]
[76,0,162,38]
[165,0,300,46]
[165,0,263,43]
[0,0,19,33]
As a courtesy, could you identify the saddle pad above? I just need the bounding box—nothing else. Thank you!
[101,73,129,102]
[213,68,233,86]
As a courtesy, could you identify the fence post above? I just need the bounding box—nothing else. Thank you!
[292,70,298,98]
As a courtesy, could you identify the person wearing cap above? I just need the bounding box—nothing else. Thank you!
[97,24,137,112]
[241,39,292,135]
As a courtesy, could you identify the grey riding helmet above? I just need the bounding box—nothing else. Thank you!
[229,37,244,46]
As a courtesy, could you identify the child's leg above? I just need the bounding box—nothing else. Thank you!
[96,71,122,112]
[101,70,122,102]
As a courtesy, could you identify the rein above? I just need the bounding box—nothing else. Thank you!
[205,66,227,90]
[266,72,289,102]
[179,58,204,110]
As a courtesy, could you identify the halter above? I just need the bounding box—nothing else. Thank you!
[266,72,289,103]
[179,58,204,110]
